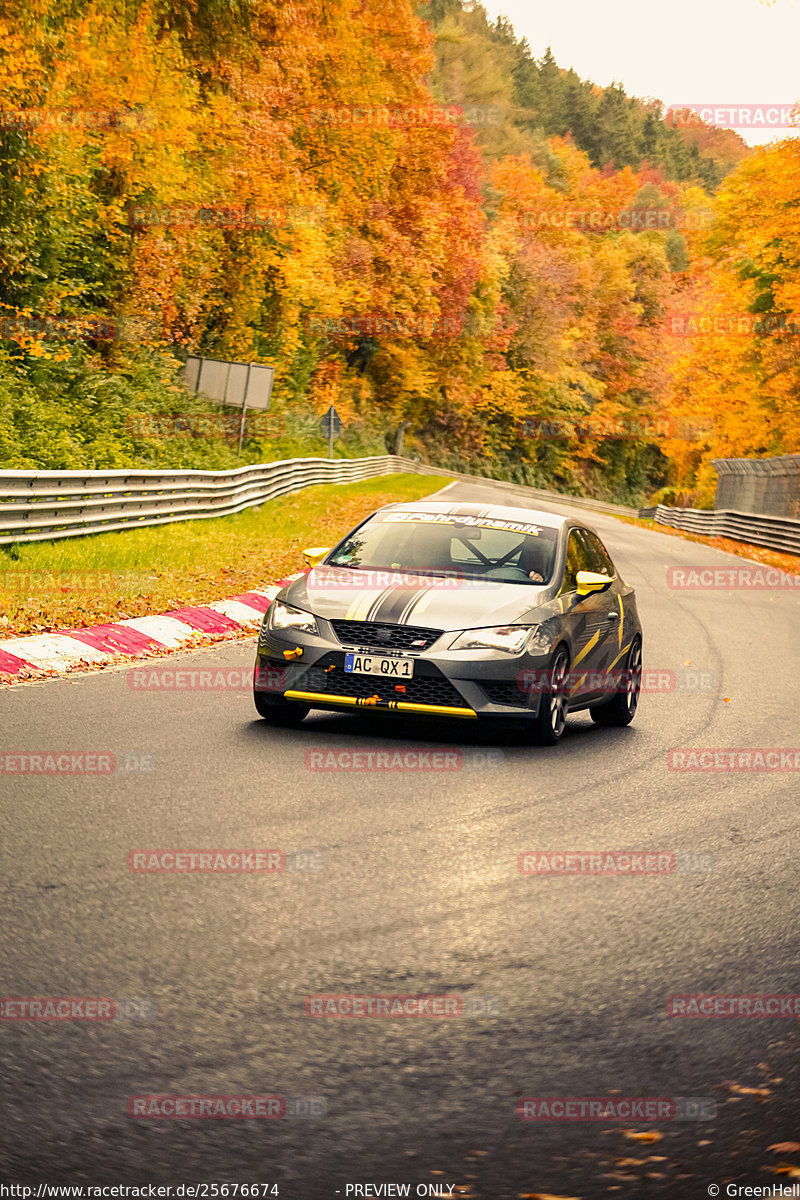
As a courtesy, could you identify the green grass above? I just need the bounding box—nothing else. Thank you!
[0,473,453,636]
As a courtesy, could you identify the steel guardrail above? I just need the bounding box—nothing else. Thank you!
[640,503,800,555]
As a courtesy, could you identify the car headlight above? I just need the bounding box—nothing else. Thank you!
[449,625,532,653]
[268,601,319,636]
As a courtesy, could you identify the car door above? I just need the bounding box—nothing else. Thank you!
[557,528,618,701]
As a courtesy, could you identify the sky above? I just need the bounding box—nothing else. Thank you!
[483,0,800,145]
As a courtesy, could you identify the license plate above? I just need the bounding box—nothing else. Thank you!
[344,653,415,678]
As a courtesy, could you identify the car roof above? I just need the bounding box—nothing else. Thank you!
[377,499,569,530]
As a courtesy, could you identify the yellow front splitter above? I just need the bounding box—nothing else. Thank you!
[284,690,477,719]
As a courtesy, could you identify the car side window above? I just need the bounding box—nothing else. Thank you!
[559,530,593,594]
[580,529,616,577]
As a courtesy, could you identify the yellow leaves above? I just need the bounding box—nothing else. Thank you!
[622,1130,663,1143]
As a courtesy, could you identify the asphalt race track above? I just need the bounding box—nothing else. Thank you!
[2,479,799,1199]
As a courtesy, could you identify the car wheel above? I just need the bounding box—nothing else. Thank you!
[530,644,570,745]
[253,689,310,726]
[590,636,642,728]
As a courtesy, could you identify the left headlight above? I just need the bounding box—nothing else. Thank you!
[449,625,531,653]
[267,601,319,636]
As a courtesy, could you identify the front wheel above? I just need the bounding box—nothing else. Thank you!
[253,689,310,726]
[590,636,642,728]
[530,644,570,745]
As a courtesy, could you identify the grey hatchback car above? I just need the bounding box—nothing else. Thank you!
[253,499,642,744]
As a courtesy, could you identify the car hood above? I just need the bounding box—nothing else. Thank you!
[284,566,549,632]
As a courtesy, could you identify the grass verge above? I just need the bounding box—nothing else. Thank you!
[0,474,453,637]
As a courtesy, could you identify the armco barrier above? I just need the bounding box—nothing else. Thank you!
[643,503,800,555]
[0,457,409,545]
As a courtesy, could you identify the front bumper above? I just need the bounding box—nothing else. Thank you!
[254,620,553,721]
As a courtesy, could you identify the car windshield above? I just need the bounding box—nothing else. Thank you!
[327,511,559,585]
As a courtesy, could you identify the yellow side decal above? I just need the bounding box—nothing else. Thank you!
[606,641,632,672]
[568,672,587,696]
[572,629,600,667]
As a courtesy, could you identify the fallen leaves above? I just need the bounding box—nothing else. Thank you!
[518,1194,581,1199]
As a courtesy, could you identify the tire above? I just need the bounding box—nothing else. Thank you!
[530,644,570,745]
[590,636,642,728]
[253,689,310,726]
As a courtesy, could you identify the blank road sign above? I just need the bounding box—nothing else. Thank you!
[185,356,275,411]
[196,357,229,403]
[225,362,250,407]
[184,356,201,391]
[245,364,275,411]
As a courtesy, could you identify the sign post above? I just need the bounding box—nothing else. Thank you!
[320,405,343,459]
[237,364,252,456]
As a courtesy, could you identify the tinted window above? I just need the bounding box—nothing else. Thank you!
[580,529,616,577]
[560,529,593,593]
[327,511,560,585]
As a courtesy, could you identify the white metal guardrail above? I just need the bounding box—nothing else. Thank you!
[1,455,798,554]
[0,456,413,545]
[639,503,800,555]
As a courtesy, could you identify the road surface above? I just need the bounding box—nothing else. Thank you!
[2,479,798,1198]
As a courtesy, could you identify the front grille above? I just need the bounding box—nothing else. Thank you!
[330,620,443,652]
[481,680,530,708]
[295,653,469,709]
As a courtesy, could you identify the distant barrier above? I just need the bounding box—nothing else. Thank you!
[640,503,800,555]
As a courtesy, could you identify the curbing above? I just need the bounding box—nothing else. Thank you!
[0,583,292,685]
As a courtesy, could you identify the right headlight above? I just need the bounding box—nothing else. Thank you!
[449,625,532,653]
[267,601,319,636]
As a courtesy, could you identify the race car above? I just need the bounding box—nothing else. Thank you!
[253,499,643,743]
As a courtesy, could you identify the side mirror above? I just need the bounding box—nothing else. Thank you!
[576,570,613,598]
[302,546,331,568]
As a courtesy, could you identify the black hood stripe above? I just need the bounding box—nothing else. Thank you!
[368,582,436,625]
[364,583,405,623]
